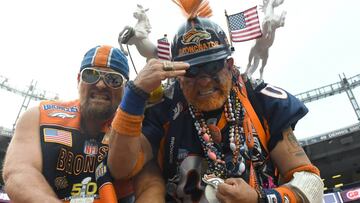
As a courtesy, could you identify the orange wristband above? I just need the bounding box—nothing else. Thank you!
[111,108,144,137]
[284,164,320,183]
[275,186,297,203]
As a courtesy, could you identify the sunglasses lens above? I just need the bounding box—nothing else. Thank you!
[104,73,124,88]
[204,60,225,75]
[81,68,124,88]
[185,59,225,78]
[81,69,100,84]
[185,66,200,78]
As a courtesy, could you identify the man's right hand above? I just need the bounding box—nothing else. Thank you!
[133,59,189,93]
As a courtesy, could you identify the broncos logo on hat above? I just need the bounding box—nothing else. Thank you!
[181,28,211,45]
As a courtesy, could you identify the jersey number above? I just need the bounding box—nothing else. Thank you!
[260,84,288,99]
[71,182,97,196]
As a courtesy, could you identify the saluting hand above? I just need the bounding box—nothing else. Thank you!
[133,59,189,93]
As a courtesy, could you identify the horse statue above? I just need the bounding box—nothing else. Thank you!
[118,4,157,61]
[245,0,286,80]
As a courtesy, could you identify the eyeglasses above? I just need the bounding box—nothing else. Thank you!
[184,59,226,78]
[80,68,126,89]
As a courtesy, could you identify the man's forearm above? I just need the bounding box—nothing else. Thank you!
[135,182,165,203]
[134,161,165,203]
[108,81,148,179]
[107,129,143,179]
[4,167,61,203]
[108,106,146,179]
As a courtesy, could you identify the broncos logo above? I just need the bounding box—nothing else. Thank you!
[48,112,76,119]
[181,29,211,45]
[172,102,184,120]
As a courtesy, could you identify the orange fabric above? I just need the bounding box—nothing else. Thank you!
[243,115,255,149]
[111,108,144,137]
[93,45,112,68]
[172,0,212,19]
[248,163,257,188]
[217,111,227,130]
[39,100,81,130]
[275,186,297,203]
[97,183,118,203]
[284,164,320,183]
[235,77,269,153]
[126,150,145,178]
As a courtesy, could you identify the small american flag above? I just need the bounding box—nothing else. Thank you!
[157,36,171,60]
[44,128,72,147]
[227,6,262,42]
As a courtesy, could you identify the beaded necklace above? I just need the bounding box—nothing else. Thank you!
[188,87,246,178]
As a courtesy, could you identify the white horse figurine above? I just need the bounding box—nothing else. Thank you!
[245,0,286,80]
[118,4,157,60]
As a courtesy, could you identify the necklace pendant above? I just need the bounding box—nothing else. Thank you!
[204,185,220,203]
[202,174,224,203]
[202,174,224,188]
[207,150,217,161]
[202,133,210,142]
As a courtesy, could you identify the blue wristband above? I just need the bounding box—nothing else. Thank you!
[120,84,147,115]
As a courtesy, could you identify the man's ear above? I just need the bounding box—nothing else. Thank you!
[226,57,234,69]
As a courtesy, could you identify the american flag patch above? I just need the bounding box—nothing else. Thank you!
[44,128,72,147]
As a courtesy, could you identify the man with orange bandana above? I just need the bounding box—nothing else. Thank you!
[108,1,324,203]
[2,45,135,203]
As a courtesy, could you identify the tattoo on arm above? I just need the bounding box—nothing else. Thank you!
[287,131,300,147]
[285,130,306,157]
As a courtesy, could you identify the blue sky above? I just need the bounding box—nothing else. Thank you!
[0,0,359,139]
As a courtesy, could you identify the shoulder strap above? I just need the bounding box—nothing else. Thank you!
[236,76,269,153]
[244,80,266,128]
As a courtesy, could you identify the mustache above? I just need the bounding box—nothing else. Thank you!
[89,89,112,96]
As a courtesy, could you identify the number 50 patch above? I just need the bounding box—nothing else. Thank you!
[260,84,288,99]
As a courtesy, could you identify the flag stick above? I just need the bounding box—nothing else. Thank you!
[224,10,235,52]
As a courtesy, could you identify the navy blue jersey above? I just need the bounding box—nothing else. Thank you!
[252,82,308,150]
[39,100,134,202]
[142,80,308,202]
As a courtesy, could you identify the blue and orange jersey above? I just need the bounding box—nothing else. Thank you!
[141,79,308,202]
[39,99,132,202]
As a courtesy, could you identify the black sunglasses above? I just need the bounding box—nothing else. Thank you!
[184,59,226,78]
[80,68,126,89]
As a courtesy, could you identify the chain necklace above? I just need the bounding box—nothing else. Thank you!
[188,87,246,178]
